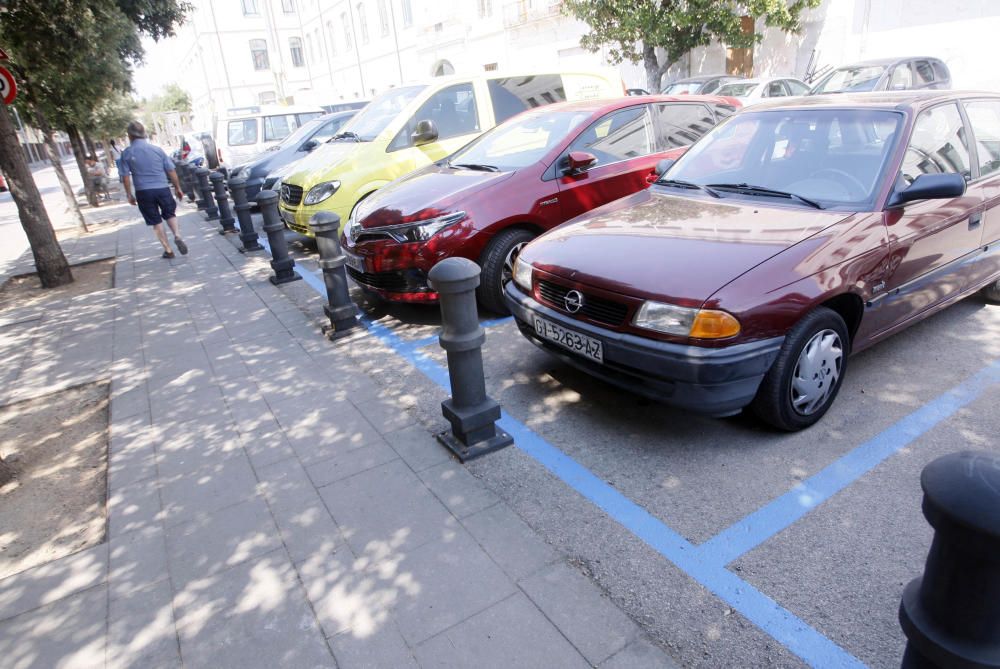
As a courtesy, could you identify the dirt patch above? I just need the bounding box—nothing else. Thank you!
[0,382,109,580]
[0,258,115,312]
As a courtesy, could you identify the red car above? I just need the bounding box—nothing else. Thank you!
[506,92,1000,430]
[341,96,740,312]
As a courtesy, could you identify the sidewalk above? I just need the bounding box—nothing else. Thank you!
[0,201,675,668]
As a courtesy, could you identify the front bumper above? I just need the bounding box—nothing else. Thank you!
[505,283,783,416]
[278,200,351,237]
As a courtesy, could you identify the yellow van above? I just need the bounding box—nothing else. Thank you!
[275,70,624,235]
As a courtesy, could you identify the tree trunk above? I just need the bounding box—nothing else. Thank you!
[0,454,13,486]
[102,136,115,172]
[34,111,90,234]
[83,132,97,157]
[0,105,74,288]
[66,125,97,208]
[643,44,670,92]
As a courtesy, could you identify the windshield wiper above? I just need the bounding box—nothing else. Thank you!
[705,183,824,209]
[330,131,363,142]
[449,162,500,172]
[656,178,720,198]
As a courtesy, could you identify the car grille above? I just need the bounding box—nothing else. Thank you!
[347,267,427,293]
[280,183,303,206]
[537,279,629,327]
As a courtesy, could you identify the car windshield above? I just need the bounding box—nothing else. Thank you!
[661,81,704,95]
[717,82,759,97]
[811,65,886,94]
[341,85,426,141]
[663,108,902,209]
[447,110,593,171]
[273,117,325,150]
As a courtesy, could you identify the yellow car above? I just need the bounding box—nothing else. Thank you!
[276,70,625,235]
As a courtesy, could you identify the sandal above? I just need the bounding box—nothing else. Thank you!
[175,238,188,255]
[162,251,175,259]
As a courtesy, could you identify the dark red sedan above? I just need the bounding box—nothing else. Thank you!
[341,95,740,312]
[506,91,1000,430]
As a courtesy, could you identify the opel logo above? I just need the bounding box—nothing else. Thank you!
[564,290,584,313]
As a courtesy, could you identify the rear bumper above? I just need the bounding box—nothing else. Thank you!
[505,283,782,416]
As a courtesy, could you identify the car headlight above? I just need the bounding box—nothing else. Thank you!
[304,180,341,205]
[633,301,740,338]
[270,177,282,193]
[513,256,533,292]
[382,211,466,243]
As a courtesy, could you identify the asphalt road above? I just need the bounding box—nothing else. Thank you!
[265,217,1000,668]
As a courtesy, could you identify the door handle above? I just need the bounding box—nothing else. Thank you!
[969,213,983,230]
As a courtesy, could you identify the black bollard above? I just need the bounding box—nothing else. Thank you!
[309,212,360,339]
[174,161,189,201]
[210,172,237,235]
[192,165,208,210]
[899,450,1000,668]
[196,168,219,220]
[181,161,198,203]
[256,190,301,285]
[228,177,263,253]
[428,258,513,462]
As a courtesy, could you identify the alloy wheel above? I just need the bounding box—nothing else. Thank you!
[501,241,528,286]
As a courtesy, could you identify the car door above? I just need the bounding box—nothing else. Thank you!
[962,99,1000,286]
[386,82,484,176]
[875,102,984,333]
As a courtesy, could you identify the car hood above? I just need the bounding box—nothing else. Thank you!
[520,189,852,304]
[282,141,367,189]
[240,145,296,179]
[358,166,515,227]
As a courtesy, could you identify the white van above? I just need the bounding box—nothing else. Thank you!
[215,104,325,167]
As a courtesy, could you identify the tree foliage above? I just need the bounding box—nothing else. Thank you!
[564,0,822,89]
[146,83,193,113]
[91,93,138,139]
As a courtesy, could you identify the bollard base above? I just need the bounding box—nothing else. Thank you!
[269,272,302,285]
[239,243,265,254]
[436,427,513,463]
[218,227,238,235]
[323,322,362,340]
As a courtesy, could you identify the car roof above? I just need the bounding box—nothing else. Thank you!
[668,75,739,84]
[832,56,943,68]
[743,90,999,113]
[528,95,739,115]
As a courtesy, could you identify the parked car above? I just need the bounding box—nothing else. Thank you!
[661,75,743,96]
[715,77,810,105]
[277,69,626,238]
[505,91,1000,431]
[215,104,325,167]
[626,88,650,96]
[809,57,951,95]
[227,110,358,201]
[342,96,739,312]
[321,100,369,113]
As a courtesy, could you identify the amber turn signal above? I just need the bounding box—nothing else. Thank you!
[689,309,741,339]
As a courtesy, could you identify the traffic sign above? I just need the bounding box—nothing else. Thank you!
[0,66,17,105]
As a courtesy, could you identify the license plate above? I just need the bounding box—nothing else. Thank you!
[344,252,365,273]
[533,316,603,363]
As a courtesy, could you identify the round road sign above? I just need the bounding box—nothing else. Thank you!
[0,66,17,105]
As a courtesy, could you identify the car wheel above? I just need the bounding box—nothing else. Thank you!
[477,228,536,315]
[982,278,1000,303]
[751,307,849,431]
[202,137,220,169]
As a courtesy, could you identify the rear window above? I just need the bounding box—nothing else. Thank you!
[263,114,301,142]
[488,75,566,124]
[717,82,758,97]
[227,119,258,146]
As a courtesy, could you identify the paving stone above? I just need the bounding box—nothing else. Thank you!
[165,497,282,588]
[418,460,500,519]
[461,503,559,582]
[270,395,385,464]
[108,425,160,490]
[159,450,259,525]
[319,459,456,554]
[0,543,108,623]
[150,383,231,426]
[147,365,218,401]
[108,477,163,538]
[384,424,454,472]
[0,584,107,669]
[414,592,590,669]
[600,637,680,669]
[110,381,151,421]
[173,550,335,669]
[519,562,638,665]
[108,528,169,599]
[352,395,418,435]
[330,619,419,669]
[256,455,322,510]
[270,498,341,565]
[107,580,182,669]
[154,418,244,478]
[306,438,399,488]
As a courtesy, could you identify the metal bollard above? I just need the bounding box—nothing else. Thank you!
[899,450,1000,668]
[309,212,360,339]
[210,172,237,235]
[228,177,263,253]
[180,161,198,203]
[196,168,219,220]
[428,258,513,462]
[255,190,301,285]
[174,161,189,201]
[191,165,208,210]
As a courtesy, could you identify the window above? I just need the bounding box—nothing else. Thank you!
[241,0,259,15]
[964,100,1000,178]
[312,117,351,143]
[390,83,480,150]
[327,21,337,54]
[902,104,971,183]
[250,39,269,70]
[652,104,716,149]
[263,114,301,142]
[785,80,811,96]
[357,3,369,44]
[567,106,655,167]
[342,13,353,51]
[290,37,305,67]
[888,64,913,90]
[377,0,390,35]
[449,109,591,171]
[228,119,258,146]
[258,91,277,105]
[484,62,498,72]
[913,60,936,87]
[348,84,426,141]
[478,0,492,17]
[488,75,565,124]
[281,0,295,12]
[401,0,413,27]
[765,81,787,97]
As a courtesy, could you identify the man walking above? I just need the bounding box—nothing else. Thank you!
[121,121,188,259]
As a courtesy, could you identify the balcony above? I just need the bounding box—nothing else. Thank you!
[503,0,563,28]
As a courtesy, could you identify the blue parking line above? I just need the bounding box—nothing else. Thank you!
[698,359,1000,566]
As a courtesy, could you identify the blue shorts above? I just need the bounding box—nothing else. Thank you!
[135,187,176,226]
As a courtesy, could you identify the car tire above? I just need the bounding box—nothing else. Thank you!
[202,137,220,169]
[477,228,536,315]
[751,306,850,431]
[982,278,1000,303]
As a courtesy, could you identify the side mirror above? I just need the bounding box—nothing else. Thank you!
[655,159,675,177]
[301,139,320,152]
[562,151,598,175]
[411,119,439,146]
[886,173,966,208]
